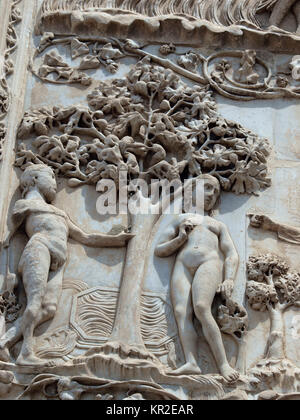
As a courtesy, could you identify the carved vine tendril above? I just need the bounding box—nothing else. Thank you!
[0,0,22,161]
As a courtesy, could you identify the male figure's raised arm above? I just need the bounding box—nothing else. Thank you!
[68,218,134,248]
[219,222,239,298]
[249,214,300,244]
[1,202,26,248]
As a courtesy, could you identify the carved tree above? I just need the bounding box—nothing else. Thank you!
[17,57,271,194]
[247,254,300,391]
[16,54,271,358]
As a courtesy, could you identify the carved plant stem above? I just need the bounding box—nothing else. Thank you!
[145,89,157,144]
[131,48,207,85]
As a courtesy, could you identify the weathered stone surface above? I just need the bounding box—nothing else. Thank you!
[0,0,299,401]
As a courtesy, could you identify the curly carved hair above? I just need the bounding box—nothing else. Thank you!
[20,164,55,197]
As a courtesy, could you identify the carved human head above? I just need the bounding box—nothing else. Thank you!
[198,174,221,212]
[20,164,57,202]
[185,174,220,213]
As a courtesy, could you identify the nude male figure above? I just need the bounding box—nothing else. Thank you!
[0,164,133,366]
[155,175,239,382]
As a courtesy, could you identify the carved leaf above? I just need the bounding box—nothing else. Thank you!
[79,55,100,70]
[71,39,89,59]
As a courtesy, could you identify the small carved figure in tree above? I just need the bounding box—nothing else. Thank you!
[0,164,133,366]
[236,50,260,85]
[155,175,239,382]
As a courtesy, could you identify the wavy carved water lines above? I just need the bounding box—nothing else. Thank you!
[39,0,274,27]
[72,288,175,353]
[35,328,78,359]
[140,295,172,343]
[76,290,118,338]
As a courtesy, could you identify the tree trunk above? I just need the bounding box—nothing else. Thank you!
[110,213,159,349]
[109,187,184,353]
[235,333,248,374]
[266,305,285,360]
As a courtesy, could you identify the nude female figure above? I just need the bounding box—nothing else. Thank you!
[155,175,239,382]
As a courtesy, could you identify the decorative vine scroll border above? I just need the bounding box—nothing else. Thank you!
[0,0,22,161]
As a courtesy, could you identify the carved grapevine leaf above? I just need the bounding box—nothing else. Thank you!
[18,107,55,138]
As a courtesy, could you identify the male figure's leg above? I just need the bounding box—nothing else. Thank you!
[192,260,239,382]
[0,263,64,350]
[38,264,64,328]
[169,261,201,375]
[16,241,51,365]
[0,262,64,365]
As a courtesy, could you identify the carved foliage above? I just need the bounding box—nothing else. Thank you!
[246,254,300,393]
[32,35,300,100]
[0,290,21,323]
[206,50,300,101]
[17,58,271,195]
[247,254,300,312]
[217,297,248,341]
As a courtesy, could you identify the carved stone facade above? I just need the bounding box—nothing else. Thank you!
[0,0,300,400]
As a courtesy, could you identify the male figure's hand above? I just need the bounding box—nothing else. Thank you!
[249,214,277,232]
[114,232,135,246]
